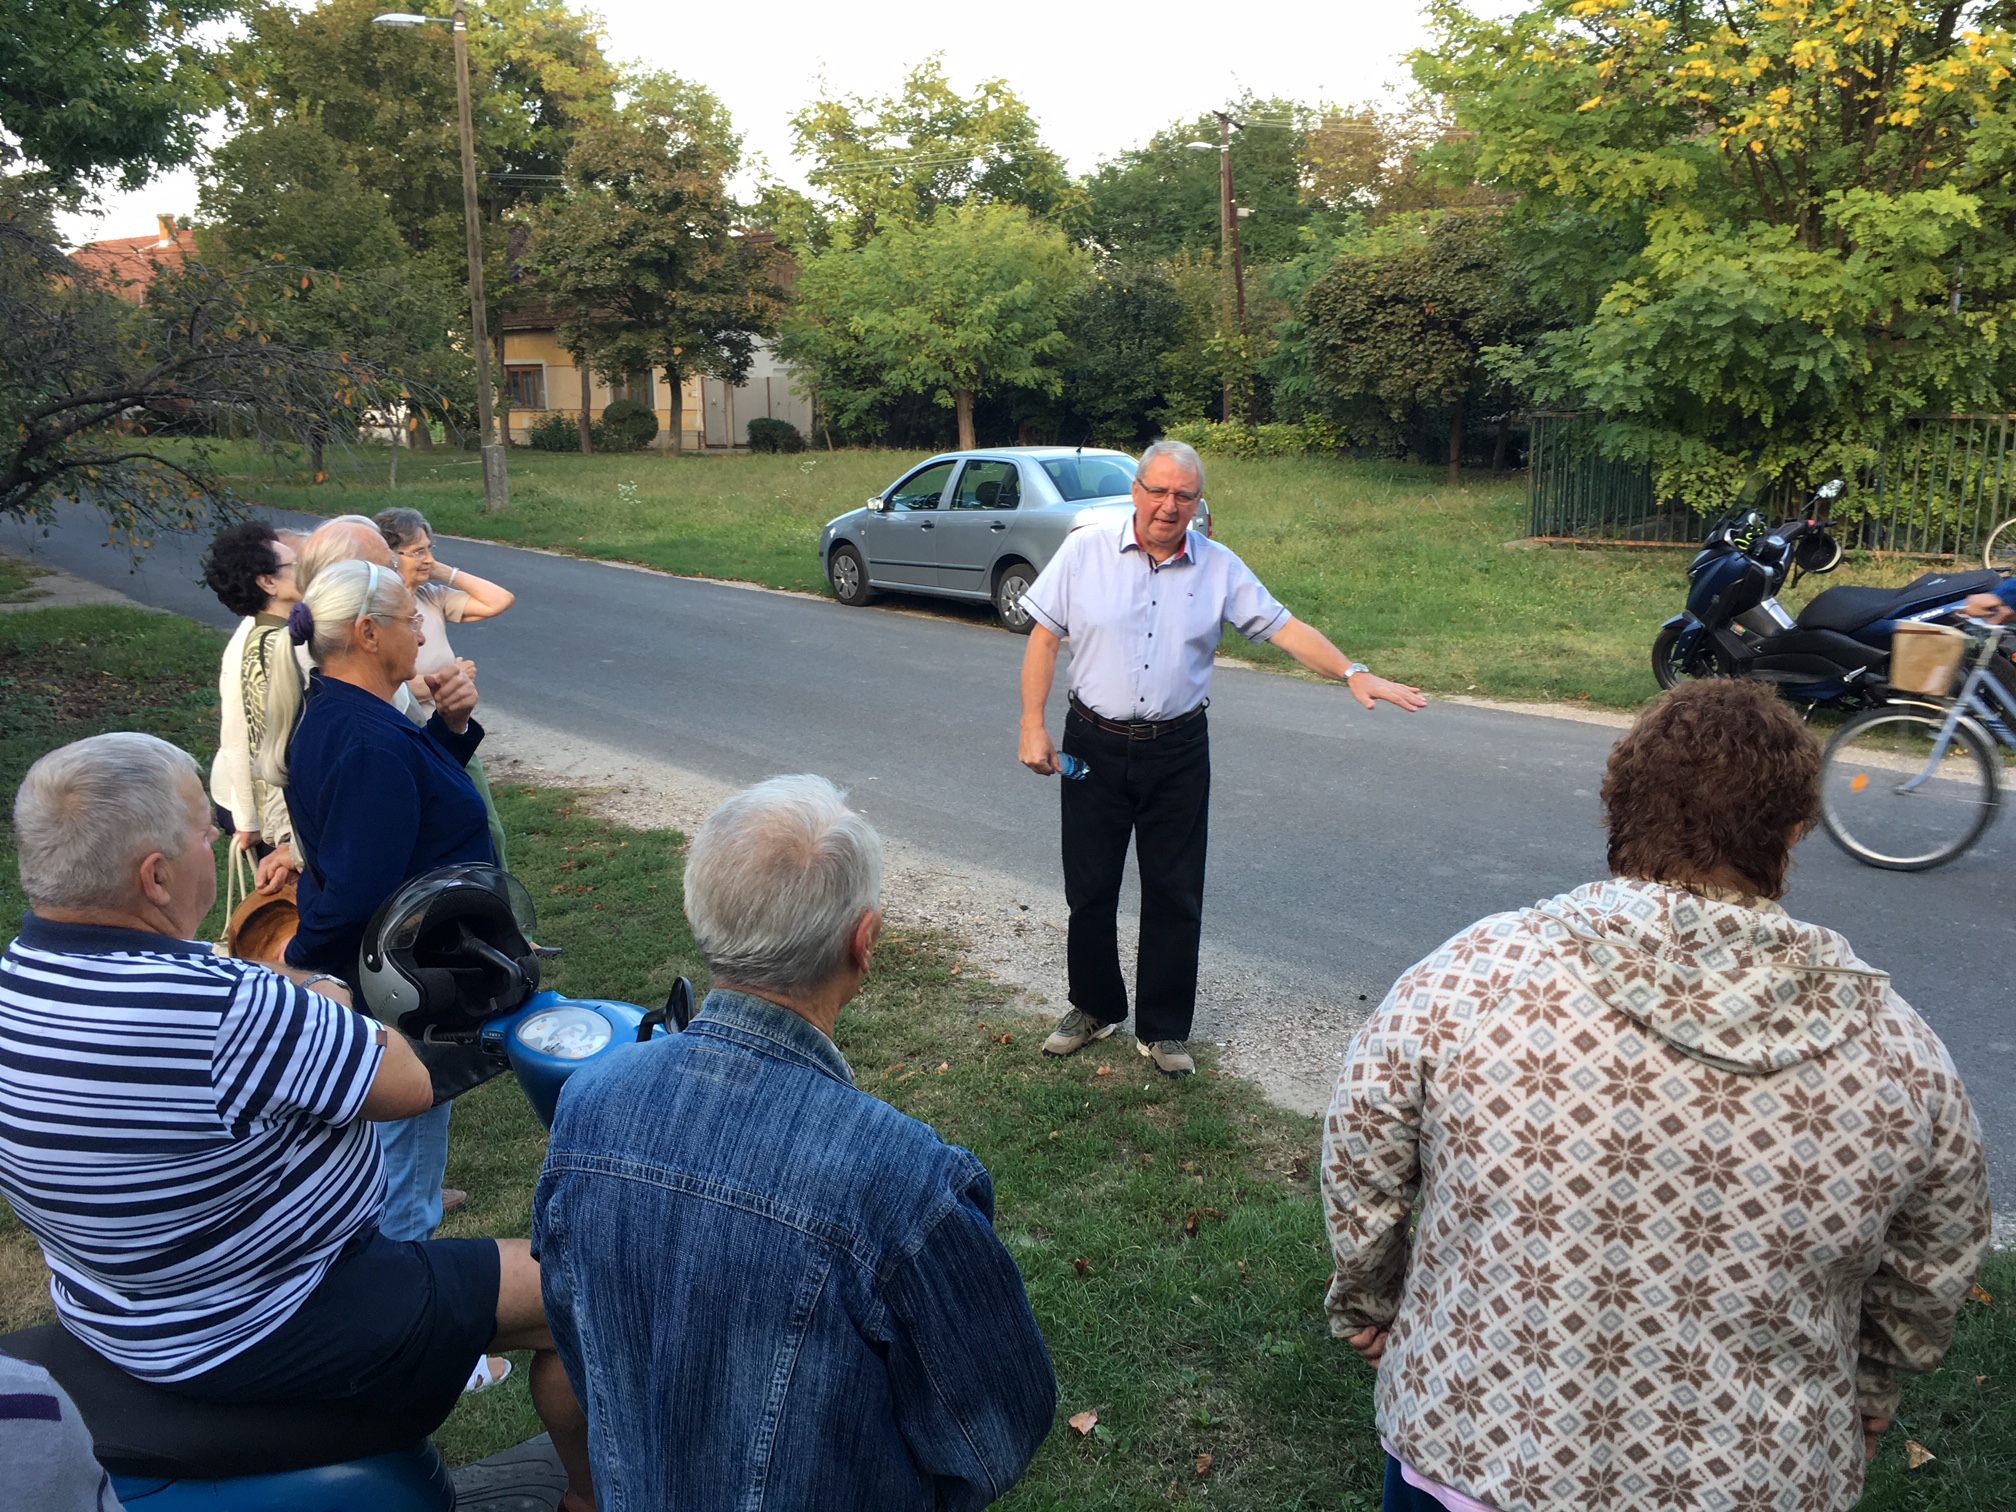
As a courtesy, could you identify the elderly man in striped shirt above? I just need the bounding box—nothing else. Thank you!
[1017,438,1426,1074]
[0,733,592,1510]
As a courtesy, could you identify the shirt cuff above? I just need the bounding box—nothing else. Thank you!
[1245,606,1292,643]
[1022,599,1066,638]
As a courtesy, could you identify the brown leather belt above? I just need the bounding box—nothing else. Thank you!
[1068,694,1207,740]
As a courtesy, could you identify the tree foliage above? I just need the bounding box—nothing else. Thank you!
[523,75,783,450]
[0,0,238,196]
[778,203,1083,449]
[0,220,391,527]
[1419,0,2016,504]
[768,57,1076,251]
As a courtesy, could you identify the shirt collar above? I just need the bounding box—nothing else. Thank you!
[1120,516,1195,568]
[687,987,856,1086]
[14,911,215,958]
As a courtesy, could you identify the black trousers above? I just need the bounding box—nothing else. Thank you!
[1059,707,1210,1044]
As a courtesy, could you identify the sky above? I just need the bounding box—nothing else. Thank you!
[57,0,1446,247]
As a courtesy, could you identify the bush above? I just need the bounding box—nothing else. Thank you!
[526,413,585,452]
[1161,420,1321,459]
[599,398,659,451]
[745,417,805,453]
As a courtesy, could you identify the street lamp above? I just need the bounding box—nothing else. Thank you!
[1186,115,1250,425]
[373,5,508,511]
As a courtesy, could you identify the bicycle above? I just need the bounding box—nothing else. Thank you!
[1985,515,2016,570]
[1819,617,2015,870]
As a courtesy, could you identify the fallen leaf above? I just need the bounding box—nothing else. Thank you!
[1236,1259,1250,1281]
[1048,1130,1060,1140]
[995,1032,1012,1044]
[1906,1440,1936,1469]
[1972,1282,1993,1306]
[1195,1451,1213,1477]
[1184,1211,1199,1236]
[949,965,961,976]
[1190,1293,1206,1305]
[1073,1257,1090,1276]
[1290,1157,1311,1181]
[976,1022,987,1030]
[1069,1410,1098,1436]
[934,1061,949,1074]
[1977,1375,1989,1385]
[883,1063,906,1078]
[1180,1160,1197,1173]
[1095,1064,1113,1077]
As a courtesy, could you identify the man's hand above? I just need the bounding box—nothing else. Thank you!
[1863,1416,1890,1461]
[1344,1325,1388,1365]
[1019,724,1059,776]
[427,658,480,733]
[254,841,299,894]
[1348,673,1428,713]
[1962,591,2013,624]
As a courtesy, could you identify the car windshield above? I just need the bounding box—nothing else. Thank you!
[1041,455,1136,502]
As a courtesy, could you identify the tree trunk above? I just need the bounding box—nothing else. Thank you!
[388,413,399,490]
[955,388,976,450]
[577,359,593,454]
[310,433,324,479]
[1491,418,1508,475]
[1447,396,1465,486]
[667,364,685,455]
[410,416,433,451]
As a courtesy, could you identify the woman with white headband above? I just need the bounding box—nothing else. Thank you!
[262,558,494,1252]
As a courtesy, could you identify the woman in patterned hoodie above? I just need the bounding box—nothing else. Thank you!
[1322,679,1990,1512]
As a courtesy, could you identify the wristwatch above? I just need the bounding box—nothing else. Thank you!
[1343,662,1369,684]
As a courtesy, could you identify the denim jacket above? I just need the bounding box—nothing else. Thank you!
[533,989,1057,1511]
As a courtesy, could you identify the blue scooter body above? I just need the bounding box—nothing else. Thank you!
[111,1443,451,1510]
[485,989,670,1128]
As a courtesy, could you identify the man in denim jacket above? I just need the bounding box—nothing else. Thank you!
[534,775,1057,1509]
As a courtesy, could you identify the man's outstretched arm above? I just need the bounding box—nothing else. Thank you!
[1269,617,1427,711]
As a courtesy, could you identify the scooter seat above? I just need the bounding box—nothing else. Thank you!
[1797,569,2000,635]
[0,1323,427,1479]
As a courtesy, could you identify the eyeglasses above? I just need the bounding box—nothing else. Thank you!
[363,610,425,632]
[396,544,435,561]
[1134,482,1202,506]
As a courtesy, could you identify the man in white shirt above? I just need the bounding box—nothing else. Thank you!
[1016,439,1425,1073]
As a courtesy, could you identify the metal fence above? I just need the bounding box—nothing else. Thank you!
[1527,412,2016,557]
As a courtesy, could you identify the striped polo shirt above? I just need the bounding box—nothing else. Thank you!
[0,914,385,1382]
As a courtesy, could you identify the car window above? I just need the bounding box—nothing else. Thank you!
[951,460,1022,511]
[887,461,955,511]
[1040,455,1137,502]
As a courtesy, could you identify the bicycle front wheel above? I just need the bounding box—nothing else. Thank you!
[1820,708,2000,870]
[1984,515,2016,572]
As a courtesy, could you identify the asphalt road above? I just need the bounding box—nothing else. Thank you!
[9,502,2015,1210]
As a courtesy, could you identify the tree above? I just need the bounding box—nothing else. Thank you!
[1304,212,1534,479]
[0,219,390,528]
[780,203,1083,449]
[0,0,238,196]
[523,75,782,452]
[769,57,1076,250]
[199,117,407,272]
[1418,0,2016,506]
[1055,263,1202,444]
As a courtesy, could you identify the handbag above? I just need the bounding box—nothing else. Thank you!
[220,844,300,964]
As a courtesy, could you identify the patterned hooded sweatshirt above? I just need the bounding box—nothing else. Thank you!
[1322,878,1990,1512]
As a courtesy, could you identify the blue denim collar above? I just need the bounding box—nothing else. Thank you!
[688,988,855,1087]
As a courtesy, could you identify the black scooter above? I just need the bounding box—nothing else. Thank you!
[1653,479,2001,708]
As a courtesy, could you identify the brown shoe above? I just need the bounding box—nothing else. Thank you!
[440,1187,468,1216]
[1137,1038,1196,1075]
[1042,1009,1117,1057]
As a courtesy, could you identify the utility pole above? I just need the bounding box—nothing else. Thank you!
[1193,113,1250,424]
[374,5,509,511]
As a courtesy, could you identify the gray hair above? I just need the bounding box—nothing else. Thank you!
[684,775,883,996]
[15,733,204,910]
[375,507,432,552]
[255,559,414,787]
[1139,438,1205,492]
[295,514,391,594]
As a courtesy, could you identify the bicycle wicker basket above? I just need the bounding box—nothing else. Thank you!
[1889,623,1968,697]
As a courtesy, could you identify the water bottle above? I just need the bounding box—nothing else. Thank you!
[1056,753,1092,781]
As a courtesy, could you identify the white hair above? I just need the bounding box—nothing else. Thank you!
[1139,438,1205,491]
[15,733,204,910]
[294,514,390,594]
[255,559,414,787]
[684,775,883,996]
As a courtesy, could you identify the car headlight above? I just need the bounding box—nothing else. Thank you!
[513,1006,613,1060]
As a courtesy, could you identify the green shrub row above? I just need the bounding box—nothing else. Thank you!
[1161,418,1342,459]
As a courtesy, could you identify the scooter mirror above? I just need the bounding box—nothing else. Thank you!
[1816,478,1846,500]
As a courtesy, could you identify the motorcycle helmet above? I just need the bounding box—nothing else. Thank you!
[358,864,542,1036]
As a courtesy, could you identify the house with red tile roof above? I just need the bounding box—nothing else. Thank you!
[69,216,199,301]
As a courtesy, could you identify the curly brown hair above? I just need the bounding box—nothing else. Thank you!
[1601,680,1822,898]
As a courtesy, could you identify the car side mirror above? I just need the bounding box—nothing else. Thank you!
[870,495,889,512]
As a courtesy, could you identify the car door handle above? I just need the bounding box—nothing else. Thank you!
[989,522,1008,531]
[918,521,934,529]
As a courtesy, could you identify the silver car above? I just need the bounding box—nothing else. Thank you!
[819,447,1208,633]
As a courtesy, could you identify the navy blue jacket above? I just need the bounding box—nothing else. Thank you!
[534,989,1057,1511]
[283,672,491,981]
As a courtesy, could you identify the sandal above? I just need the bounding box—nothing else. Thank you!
[464,1354,513,1394]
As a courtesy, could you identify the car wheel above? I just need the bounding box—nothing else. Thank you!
[993,561,1038,634]
[828,543,877,607]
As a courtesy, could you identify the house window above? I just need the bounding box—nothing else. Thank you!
[612,370,655,408]
[505,365,545,409]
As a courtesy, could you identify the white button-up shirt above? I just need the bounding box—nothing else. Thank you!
[1020,516,1289,722]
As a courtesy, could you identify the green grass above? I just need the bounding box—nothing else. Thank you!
[0,552,50,604]
[216,440,1956,710]
[0,601,2008,1508]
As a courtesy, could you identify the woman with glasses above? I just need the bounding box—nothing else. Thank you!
[263,559,494,1246]
[201,521,306,893]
